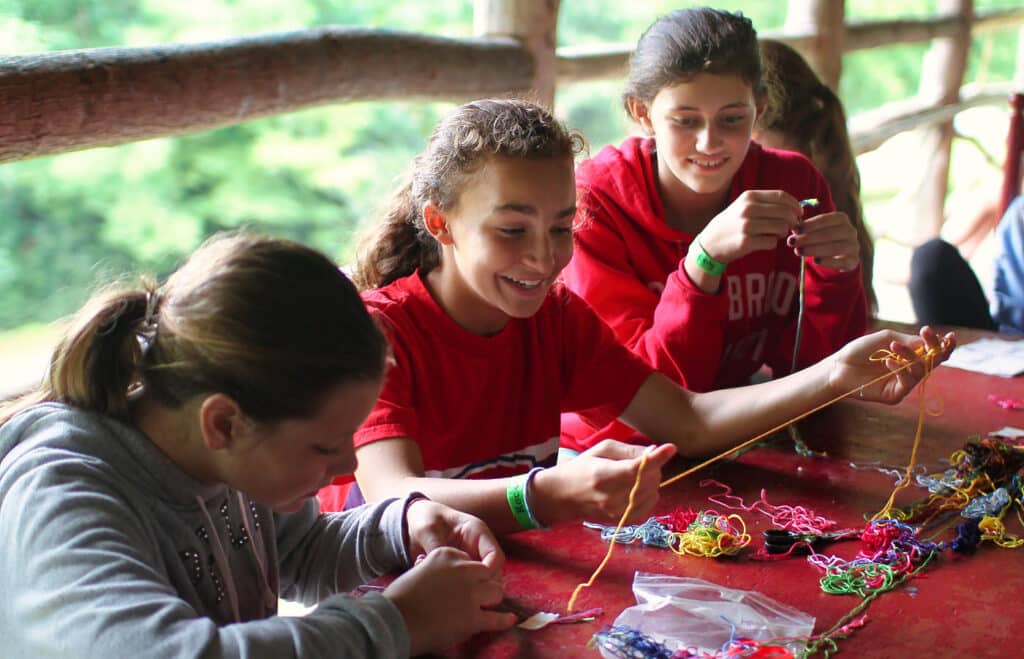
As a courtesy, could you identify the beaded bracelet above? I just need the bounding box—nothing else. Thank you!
[692,238,726,276]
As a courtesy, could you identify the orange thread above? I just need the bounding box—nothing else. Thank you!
[870,348,937,520]
[567,453,648,613]
[570,344,942,613]
[660,346,940,489]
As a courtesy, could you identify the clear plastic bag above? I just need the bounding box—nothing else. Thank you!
[604,572,815,657]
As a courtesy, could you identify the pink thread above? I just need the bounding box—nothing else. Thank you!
[835,614,868,635]
[701,480,837,534]
[987,394,1024,410]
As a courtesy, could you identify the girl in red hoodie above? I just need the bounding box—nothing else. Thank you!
[318,98,953,536]
[561,8,869,452]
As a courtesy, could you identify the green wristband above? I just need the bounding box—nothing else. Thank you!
[693,239,726,276]
[506,476,537,530]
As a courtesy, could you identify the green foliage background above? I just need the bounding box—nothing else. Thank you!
[0,0,1019,331]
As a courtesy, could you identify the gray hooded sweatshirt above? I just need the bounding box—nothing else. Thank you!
[0,402,414,658]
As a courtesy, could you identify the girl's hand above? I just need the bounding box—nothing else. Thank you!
[532,441,676,526]
[827,326,957,403]
[696,190,802,264]
[787,210,860,272]
[385,547,516,655]
[405,499,504,570]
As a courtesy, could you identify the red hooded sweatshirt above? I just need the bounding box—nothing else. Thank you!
[561,137,867,452]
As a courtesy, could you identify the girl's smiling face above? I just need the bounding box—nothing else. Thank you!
[634,72,759,201]
[425,154,577,335]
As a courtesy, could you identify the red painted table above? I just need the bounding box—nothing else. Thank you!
[445,327,1024,658]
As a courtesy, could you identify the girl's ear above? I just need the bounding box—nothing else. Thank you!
[199,394,246,450]
[626,96,654,136]
[422,202,454,246]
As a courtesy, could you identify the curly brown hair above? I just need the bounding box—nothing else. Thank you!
[353,99,586,291]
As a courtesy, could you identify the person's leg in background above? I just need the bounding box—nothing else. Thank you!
[909,238,996,330]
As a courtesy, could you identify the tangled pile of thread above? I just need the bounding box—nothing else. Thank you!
[583,507,751,558]
[585,436,1024,658]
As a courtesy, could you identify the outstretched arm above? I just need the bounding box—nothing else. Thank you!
[619,326,956,457]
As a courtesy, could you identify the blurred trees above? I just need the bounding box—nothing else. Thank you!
[0,0,1018,330]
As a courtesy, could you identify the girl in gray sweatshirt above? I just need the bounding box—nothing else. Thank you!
[0,231,515,658]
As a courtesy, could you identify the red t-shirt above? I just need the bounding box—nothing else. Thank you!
[317,271,653,510]
[560,137,867,452]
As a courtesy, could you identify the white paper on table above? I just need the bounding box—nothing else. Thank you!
[941,337,1024,377]
[517,612,560,630]
[990,426,1024,439]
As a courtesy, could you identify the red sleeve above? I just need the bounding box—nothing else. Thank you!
[566,188,729,392]
[558,289,654,427]
[764,174,869,376]
[353,317,419,449]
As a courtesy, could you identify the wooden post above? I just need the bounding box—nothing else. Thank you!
[1019,24,1024,86]
[1000,93,1024,216]
[474,0,560,108]
[905,0,973,242]
[783,0,846,91]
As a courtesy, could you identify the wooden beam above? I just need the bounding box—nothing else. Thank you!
[974,7,1024,34]
[0,27,533,163]
[846,8,1023,50]
[849,81,1016,154]
[554,8,1024,85]
[556,43,632,86]
[845,16,961,51]
[555,31,817,85]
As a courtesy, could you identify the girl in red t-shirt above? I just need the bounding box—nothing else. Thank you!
[320,98,954,536]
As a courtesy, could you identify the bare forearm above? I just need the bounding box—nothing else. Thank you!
[359,474,531,536]
[619,362,834,457]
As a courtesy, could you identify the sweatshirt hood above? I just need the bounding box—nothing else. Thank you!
[576,136,765,241]
[0,402,224,505]
[1,402,279,622]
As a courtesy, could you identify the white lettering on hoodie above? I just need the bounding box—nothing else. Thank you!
[727,271,797,321]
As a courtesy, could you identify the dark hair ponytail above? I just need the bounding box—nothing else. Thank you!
[1,284,156,424]
[1,231,387,426]
[353,179,440,291]
[354,99,585,291]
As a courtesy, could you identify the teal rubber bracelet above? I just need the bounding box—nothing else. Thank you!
[693,239,726,276]
[506,476,537,530]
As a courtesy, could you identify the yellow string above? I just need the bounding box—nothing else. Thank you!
[660,346,939,489]
[892,472,995,526]
[980,515,1024,548]
[568,345,941,613]
[566,453,648,613]
[870,349,936,521]
[667,513,751,557]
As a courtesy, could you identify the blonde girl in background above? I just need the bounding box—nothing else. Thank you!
[755,37,877,314]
